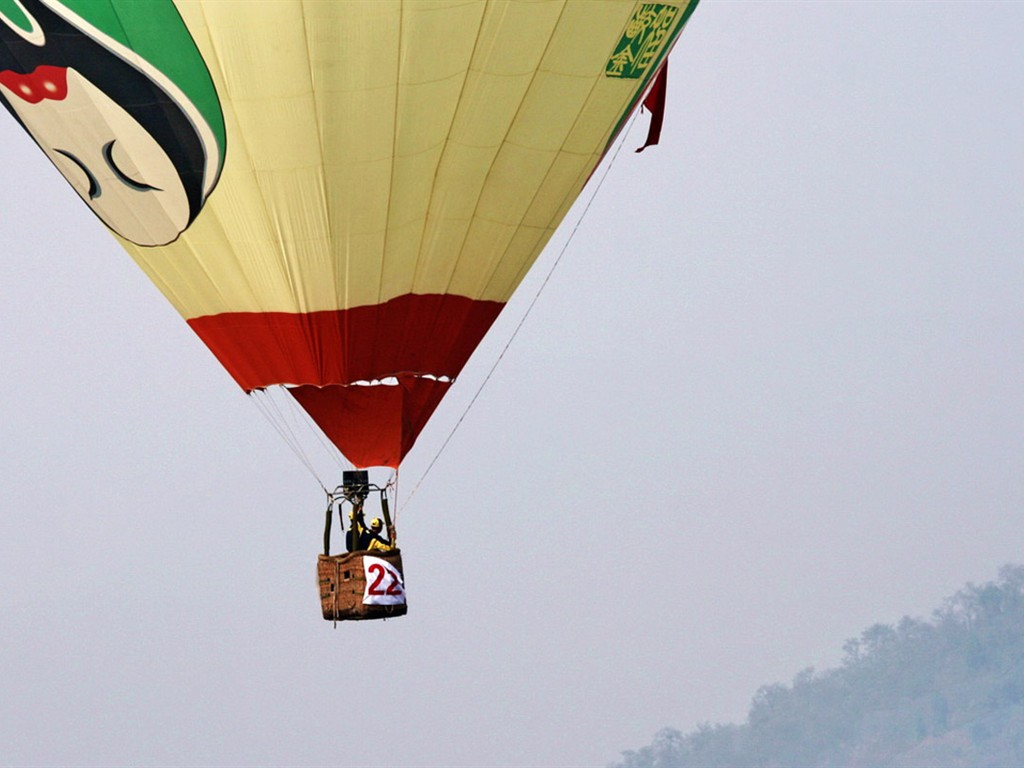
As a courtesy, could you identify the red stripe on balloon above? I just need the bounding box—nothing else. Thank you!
[187,293,504,390]
[187,293,504,466]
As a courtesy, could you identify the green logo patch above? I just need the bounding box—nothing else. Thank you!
[606,3,682,79]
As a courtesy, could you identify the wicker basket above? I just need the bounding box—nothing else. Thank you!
[317,549,408,622]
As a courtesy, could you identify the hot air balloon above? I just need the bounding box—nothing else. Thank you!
[1,0,699,620]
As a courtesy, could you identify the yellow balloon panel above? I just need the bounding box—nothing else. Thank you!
[120,0,693,320]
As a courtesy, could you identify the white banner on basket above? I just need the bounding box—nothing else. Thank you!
[362,556,406,605]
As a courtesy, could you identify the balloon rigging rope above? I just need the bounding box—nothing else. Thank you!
[249,389,325,491]
[281,387,352,475]
[249,388,342,493]
[400,110,642,512]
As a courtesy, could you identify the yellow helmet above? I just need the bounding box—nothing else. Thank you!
[370,518,383,531]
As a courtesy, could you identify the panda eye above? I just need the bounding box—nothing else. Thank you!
[102,139,161,192]
[53,148,101,199]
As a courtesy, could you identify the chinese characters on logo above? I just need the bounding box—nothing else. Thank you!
[606,3,681,79]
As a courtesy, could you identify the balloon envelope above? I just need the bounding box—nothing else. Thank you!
[1,0,698,467]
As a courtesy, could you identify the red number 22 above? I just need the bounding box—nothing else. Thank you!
[368,564,403,596]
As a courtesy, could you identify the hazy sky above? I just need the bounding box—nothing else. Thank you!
[2,2,1023,767]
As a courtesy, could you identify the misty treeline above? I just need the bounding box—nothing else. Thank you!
[613,565,1024,768]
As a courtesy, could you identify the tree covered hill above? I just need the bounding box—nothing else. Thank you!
[613,566,1024,768]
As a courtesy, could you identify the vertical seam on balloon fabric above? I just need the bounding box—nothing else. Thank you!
[477,41,622,300]
[438,0,570,301]
[376,0,404,310]
[191,0,299,378]
[399,1,491,376]
[299,0,331,379]
[368,0,406,381]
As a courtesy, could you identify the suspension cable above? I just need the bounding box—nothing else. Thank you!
[399,111,643,512]
[249,388,331,493]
